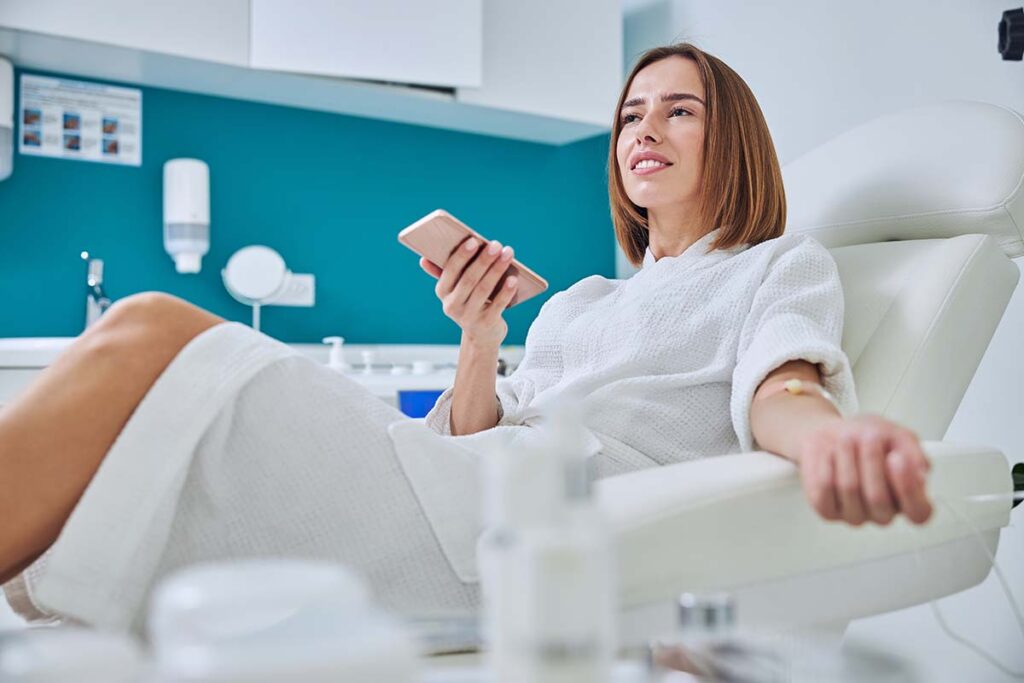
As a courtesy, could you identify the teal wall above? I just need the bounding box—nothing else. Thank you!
[0,69,615,343]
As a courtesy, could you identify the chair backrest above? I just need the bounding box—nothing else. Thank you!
[782,101,1024,439]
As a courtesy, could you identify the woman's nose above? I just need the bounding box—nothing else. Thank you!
[634,118,660,144]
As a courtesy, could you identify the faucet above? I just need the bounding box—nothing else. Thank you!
[82,251,112,330]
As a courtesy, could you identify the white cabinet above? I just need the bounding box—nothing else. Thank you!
[0,1,622,144]
[457,0,622,129]
[250,0,482,89]
[0,0,249,67]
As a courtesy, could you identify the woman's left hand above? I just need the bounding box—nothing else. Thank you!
[797,414,933,526]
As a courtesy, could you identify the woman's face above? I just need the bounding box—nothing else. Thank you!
[615,56,706,214]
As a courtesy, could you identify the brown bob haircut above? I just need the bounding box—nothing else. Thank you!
[609,43,786,266]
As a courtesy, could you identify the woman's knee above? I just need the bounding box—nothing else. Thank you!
[84,292,224,358]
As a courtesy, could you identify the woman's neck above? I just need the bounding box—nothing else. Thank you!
[646,206,706,260]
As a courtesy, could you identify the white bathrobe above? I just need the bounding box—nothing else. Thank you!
[4,228,857,632]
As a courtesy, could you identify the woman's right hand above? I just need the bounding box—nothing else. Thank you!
[420,237,519,349]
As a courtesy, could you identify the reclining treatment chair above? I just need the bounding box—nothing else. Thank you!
[598,99,1024,643]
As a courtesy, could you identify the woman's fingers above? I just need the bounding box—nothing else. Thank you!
[886,448,933,524]
[451,240,503,305]
[802,448,840,521]
[486,275,519,315]
[834,434,868,525]
[858,432,897,525]
[419,257,443,279]
[802,416,933,527]
[892,429,931,476]
[887,430,933,524]
[466,246,514,310]
[435,237,482,297]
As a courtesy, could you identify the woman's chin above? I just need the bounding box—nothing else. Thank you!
[627,194,671,211]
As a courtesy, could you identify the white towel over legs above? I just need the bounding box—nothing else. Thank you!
[8,322,479,633]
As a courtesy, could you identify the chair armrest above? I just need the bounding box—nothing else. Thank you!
[596,441,1012,609]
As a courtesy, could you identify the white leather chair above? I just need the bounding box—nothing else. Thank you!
[598,100,1023,644]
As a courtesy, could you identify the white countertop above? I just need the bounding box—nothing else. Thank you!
[0,337,526,370]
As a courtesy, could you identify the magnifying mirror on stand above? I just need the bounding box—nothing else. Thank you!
[222,246,316,331]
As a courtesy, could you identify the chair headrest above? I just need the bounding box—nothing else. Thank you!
[783,100,1024,258]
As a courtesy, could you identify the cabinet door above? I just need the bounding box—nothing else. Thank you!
[250,0,482,89]
[0,0,249,67]
[456,0,622,127]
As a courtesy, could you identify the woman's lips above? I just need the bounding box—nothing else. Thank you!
[632,163,672,176]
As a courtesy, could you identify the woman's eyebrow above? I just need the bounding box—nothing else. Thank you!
[621,93,706,109]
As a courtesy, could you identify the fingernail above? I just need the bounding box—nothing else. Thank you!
[487,240,501,255]
[890,451,904,468]
[506,276,518,288]
[464,238,478,251]
[501,246,513,260]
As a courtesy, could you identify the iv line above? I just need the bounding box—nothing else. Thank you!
[911,491,1024,679]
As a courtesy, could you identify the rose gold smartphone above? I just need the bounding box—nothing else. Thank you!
[398,209,549,307]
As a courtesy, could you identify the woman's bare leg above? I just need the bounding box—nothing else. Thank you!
[0,292,224,584]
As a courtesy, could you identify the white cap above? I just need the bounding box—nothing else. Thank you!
[322,336,350,371]
[174,251,202,273]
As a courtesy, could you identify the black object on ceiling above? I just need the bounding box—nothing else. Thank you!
[999,7,1024,60]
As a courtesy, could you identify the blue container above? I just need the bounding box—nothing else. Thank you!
[398,389,446,418]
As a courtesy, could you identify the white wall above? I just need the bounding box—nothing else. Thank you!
[622,1,1024,681]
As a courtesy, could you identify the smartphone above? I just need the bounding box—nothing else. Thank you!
[398,209,549,307]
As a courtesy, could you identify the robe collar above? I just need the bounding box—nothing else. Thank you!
[641,228,743,269]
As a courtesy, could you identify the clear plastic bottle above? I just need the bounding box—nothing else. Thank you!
[479,403,616,683]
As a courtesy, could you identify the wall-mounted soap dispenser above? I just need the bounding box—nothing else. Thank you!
[0,57,13,181]
[163,158,210,273]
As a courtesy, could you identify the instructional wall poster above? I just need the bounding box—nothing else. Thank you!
[19,74,142,166]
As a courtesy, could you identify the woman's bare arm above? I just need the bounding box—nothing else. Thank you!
[420,237,519,436]
[751,359,932,526]
[449,335,501,435]
[750,360,839,461]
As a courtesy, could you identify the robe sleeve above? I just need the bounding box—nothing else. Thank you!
[730,236,859,453]
[422,375,527,435]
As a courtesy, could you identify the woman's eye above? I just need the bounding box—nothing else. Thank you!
[621,108,690,126]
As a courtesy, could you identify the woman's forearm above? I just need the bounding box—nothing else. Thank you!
[449,334,501,435]
[750,391,843,463]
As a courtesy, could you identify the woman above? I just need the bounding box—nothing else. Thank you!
[0,43,932,631]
